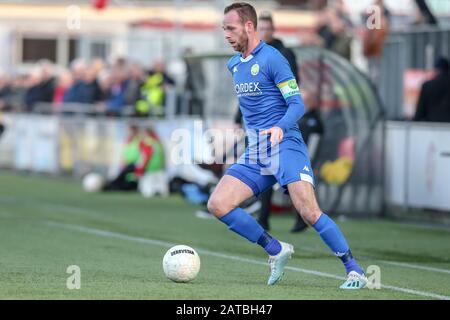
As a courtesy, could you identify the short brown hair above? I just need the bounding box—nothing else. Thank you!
[259,11,274,26]
[224,2,258,30]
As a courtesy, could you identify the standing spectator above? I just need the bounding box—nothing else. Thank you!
[334,0,353,29]
[255,11,308,232]
[24,68,43,111]
[0,96,5,138]
[136,59,175,117]
[23,62,56,112]
[52,71,73,111]
[97,69,112,102]
[83,67,103,104]
[362,0,390,85]
[258,12,298,80]
[104,67,128,116]
[36,60,56,104]
[316,7,353,60]
[63,59,88,103]
[0,73,12,111]
[64,59,101,105]
[413,57,450,122]
[6,73,27,112]
[125,62,145,107]
[184,47,206,116]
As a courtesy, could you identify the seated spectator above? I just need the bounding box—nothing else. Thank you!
[103,125,142,191]
[103,125,165,191]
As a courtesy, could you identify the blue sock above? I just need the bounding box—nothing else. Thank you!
[219,208,281,255]
[257,232,282,256]
[313,213,364,275]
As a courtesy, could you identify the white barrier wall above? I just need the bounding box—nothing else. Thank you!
[385,121,450,211]
[0,114,59,173]
[0,113,237,177]
[3,116,448,212]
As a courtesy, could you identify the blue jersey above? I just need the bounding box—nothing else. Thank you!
[227,41,305,135]
[226,42,315,194]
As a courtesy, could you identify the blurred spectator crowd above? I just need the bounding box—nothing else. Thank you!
[0,57,174,117]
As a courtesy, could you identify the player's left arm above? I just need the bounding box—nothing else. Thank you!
[261,51,305,145]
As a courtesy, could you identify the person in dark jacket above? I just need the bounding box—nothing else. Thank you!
[258,12,299,81]
[255,12,310,233]
[413,56,450,122]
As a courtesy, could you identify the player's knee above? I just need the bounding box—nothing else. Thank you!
[207,195,234,218]
[299,207,321,225]
[293,189,322,225]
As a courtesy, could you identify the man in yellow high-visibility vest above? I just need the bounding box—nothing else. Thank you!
[136,60,175,117]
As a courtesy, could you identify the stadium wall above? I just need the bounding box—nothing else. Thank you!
[3,114,450,221]
[385,121,450,222]
[0,113,236,179]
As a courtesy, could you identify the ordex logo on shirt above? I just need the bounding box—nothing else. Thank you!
[235,82,262,97]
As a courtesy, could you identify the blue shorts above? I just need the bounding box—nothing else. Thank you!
[226,133,314,196]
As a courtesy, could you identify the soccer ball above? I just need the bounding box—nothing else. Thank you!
[163,245,201,283]
[82,172,104,193]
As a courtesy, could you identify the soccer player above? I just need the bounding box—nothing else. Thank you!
[207,2,366,288]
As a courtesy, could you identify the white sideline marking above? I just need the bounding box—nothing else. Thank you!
[378,260,450,275]
[4,194,450,277]
[43,220,450,300]
[0,195,108,218]
[299,246,450,276]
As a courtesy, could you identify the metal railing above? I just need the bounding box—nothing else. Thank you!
[380,26,450,120]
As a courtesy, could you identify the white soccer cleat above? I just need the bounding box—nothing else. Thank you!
[339,271,368,289]
[267,242,294,285]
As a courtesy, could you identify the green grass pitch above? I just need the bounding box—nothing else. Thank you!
[0,171,449,300]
